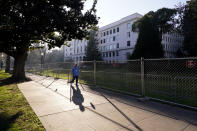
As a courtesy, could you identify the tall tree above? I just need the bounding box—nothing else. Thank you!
[5,55,10,73]
[0,0,98,81]
[182,0,197,56]
[85,31,102,61]
[130,8,176,59]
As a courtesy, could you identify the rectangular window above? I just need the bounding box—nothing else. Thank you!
[110,37,113,42]
[113,44,116,49]
[109,52,111,57]
[113,36,116,41]
[127,23,131,29]
[113,52,115,57]
[127,32,130,38]
[110,45,113,50]
[117,27,119,32]
[104,32,106,36]
[127,41,130,46]
[103,39,105,43]
[101,40,102,44]
[116,43,119,48]
[106,52,108,57]
[113,29,116,33]
[110,30,112,34]
[116,51,119,56]
[107,31,109,35]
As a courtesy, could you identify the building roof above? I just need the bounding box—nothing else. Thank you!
[99,13,143,31]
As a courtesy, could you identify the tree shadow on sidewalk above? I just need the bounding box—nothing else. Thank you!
[0,111,22,130]
[0,77,32,87]
[79,83,197,126]
[71,85,85,112]
[99,92,143,131]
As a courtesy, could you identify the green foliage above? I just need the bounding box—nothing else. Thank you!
[130,8,176,59]
[84,31,102,61]
[130,12,163,59]
[183,0,197,56]
[0,0,98,79]
[0,0,98,55]
[0,70,10,79]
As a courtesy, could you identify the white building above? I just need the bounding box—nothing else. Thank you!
[64,13,184,62]
[98,13,142,62]
[64,39,88,62]
[161,32,184,58]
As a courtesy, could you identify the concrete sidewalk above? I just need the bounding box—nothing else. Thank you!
[18,74,197,131]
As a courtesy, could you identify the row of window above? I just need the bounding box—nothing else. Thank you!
[100,23,132,37]
[74,56,85,61]
[102,51,119,58]
[101,27,119,37]
[165,32,181,38]
[163,44,178,52]
[100,41,131,52]
[74,46,86,54]
[162,36,182,43]
[101,36,117,44]
[101,31,132,44]
[65,45,87,56]
[100,44,119,51]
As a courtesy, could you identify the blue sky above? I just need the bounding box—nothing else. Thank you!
[84,0,187,27]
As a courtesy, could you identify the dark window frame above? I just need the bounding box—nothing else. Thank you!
[113,36,116,41]
[117,27,119,32]
[116,43,119,48]
[113,29,116,33]
[127,41,131,46]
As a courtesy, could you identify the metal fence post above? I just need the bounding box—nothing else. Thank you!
[141,57,145,96]
[94,60,96,86]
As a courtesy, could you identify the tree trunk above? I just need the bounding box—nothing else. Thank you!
[5,55,10,73]
[12,52,28,81]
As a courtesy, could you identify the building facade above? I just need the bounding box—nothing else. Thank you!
[98,13,142,62]
[64,39,88,62]
[161,32,184,58]
[64,13,184,62]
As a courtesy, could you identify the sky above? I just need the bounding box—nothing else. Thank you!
[84,0,187,27]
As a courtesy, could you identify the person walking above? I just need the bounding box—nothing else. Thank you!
[70,64,79,86]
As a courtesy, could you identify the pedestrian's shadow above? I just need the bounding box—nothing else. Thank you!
[71,85,85,112]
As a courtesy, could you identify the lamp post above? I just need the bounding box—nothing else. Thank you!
[0,53,4,70]
[41,52,44,74]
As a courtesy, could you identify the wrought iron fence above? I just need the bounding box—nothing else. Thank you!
[25,57,197,108]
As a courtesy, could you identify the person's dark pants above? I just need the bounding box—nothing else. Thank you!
[71,76,78,85]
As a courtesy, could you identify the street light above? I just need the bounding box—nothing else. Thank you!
[0,53,4,70]
[41,52,44,74]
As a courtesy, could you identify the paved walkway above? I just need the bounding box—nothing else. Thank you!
[18,74,197,131]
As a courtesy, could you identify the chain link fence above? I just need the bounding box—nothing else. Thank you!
[25,57,197,108]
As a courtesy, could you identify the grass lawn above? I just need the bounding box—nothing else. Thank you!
[0,70,45,131]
